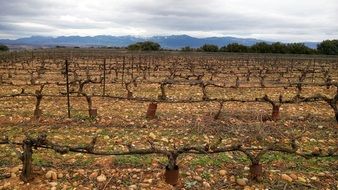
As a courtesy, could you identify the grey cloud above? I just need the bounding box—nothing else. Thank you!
[0,0,337,41]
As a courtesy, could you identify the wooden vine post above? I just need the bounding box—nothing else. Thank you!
[122,56,125,86]
[102,58,106,96]
[65,59,71,118]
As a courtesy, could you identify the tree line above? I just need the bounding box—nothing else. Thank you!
[192,40,338,55]
[1,39,338,55]
[126,40,338,55]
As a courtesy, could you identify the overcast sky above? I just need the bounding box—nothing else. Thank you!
[0,0,337,42]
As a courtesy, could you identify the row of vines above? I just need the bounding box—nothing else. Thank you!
[0,50,337,187]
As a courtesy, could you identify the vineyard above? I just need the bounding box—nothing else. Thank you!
[0,49,337,189]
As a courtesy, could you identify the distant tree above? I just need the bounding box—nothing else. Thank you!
[220,43,248,53]
[270,42,288,53]
[317,40,338,55]
[0,44,9,51]
[127,41,160,51]
[201,44,219,52]
[177,40,337,55]
[181,46,194,52]
[250,42,272,53]
[127,43,141,51]
[249,42,314,54]
[286,43,313,54]
[141,41,160,51]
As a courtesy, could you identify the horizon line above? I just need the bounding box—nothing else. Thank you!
[0,34,326,43]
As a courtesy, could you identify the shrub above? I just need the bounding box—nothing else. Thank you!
[220,43,248,53]
[200,44,218,52]
[127,41,160,51]
[181,46,194,52]
[317,40,338,55]
[0,44,9,51]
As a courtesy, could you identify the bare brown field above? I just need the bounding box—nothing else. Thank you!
[0,49,337,190]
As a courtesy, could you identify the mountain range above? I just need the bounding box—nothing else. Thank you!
[0,35,319,49]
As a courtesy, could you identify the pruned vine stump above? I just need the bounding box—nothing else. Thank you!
[20,140,33,182]
[271,105,280,121]
[33,108,42,120]
[146,103,157,119]
[250,163,263,181]
[89,109,97,118]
